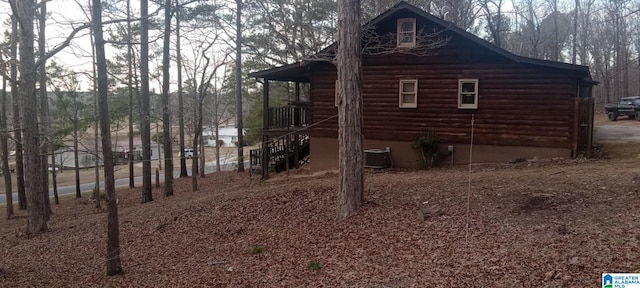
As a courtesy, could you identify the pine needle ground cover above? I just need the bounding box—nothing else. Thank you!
[1,156,639,287]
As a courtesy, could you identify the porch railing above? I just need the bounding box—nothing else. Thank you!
[249,134,310,173]
[266,105,309,130]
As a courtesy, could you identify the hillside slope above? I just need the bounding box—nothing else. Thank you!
[1,156,639,287]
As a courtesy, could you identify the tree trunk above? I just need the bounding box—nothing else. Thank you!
[1,63,13,219]
[614,14,621,100]
[571,0,578,64]
[191,135,198,191]
[579,2,591,66]
[38,0,52,221]
[162,0,174,197]
[622,36,629,97]
[336,0,364,221]
[199,133,204,177]
[17,0,48,234]
[11,12,26,211]
[141,0,153,202]
[74,123,81,198]
[51,152,58,205]
[191,107,199,191]
[127,0,135,188]
[92,0,124,276]
[89,3,101,208]
[235,0,244,172]
[215,124,220,172]
[552,0,559,61]
[637,44,640,95]
[176,7,188,178]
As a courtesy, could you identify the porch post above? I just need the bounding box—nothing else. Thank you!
[294,81,300,168]
[261,79,270,179]
[263,79,270,132]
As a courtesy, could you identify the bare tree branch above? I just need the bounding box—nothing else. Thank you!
[303,25,450,63]
[33,5,164,68]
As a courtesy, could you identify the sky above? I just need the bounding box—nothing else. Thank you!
[0,0,197,92]
[1,1,95,89]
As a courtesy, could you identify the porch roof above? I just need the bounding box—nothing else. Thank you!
[247,62,313,82]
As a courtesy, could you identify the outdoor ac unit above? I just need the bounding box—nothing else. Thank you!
[364,148,391,169]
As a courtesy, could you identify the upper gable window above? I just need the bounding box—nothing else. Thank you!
[397,18,416,47]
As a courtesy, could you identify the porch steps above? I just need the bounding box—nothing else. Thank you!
[249,136,309,174]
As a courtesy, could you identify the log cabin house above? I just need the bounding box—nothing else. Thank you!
[248,1,597,177]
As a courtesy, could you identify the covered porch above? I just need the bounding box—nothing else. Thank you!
[248,62,314,179]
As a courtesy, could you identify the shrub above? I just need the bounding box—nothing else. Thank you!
[412,131,442,169]
[250,246,265,255]
[307,260,322,270]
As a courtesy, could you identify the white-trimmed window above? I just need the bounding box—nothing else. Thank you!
[458,79,478,109]
[334,80,339,107]
[397,18,416,47]
[399,80,418,108]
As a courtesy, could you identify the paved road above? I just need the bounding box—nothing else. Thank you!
[594,126,640,143]
[0,159,249,204]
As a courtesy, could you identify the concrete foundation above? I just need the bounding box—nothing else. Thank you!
[309,137,571,171]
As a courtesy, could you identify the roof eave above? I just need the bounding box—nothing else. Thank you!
[249,1,593,80]
[247,62,313,82]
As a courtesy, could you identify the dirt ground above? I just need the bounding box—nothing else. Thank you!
[594,110,640,127]
[1,140,640,286]
[593,112,640,143]
[1,116,639,286]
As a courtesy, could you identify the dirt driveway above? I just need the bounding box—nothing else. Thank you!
[593,112,640,143]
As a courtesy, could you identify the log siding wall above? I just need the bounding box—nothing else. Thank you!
[310,62,580,149]
[305,10,586,151]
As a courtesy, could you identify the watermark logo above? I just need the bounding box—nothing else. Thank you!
[603,274,613,288]
[603,273,640,288]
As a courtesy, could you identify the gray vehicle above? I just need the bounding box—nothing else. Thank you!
[604,96,640,121]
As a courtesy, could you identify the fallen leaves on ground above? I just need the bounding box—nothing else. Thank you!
[1,157,639,287]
